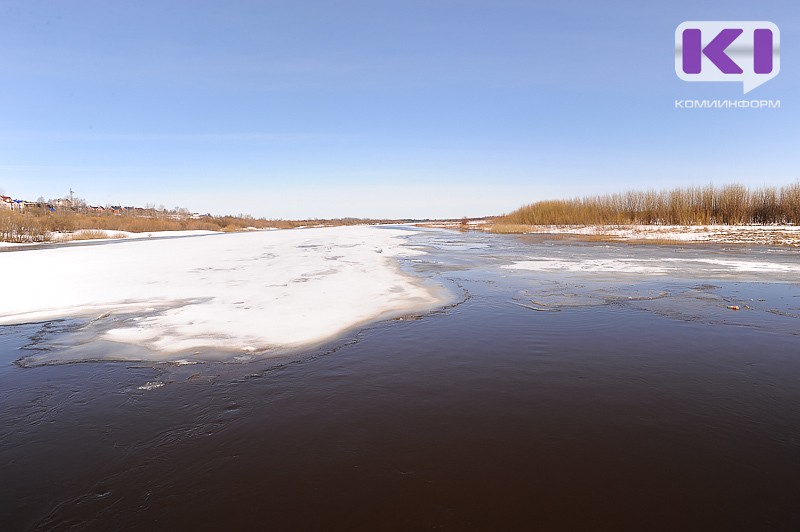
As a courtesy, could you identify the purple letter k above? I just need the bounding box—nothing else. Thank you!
[682,28,743,74]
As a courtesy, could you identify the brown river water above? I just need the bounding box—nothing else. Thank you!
[2,227,800,530]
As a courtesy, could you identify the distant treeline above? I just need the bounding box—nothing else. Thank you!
[500,183,800,226]
[0,208,398,243]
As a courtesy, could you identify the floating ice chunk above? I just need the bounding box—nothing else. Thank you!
[171,359,198,366]
[138,381,165,391]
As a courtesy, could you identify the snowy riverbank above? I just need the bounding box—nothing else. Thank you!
[412,222,800,247]
[0,229,222,247]
[504,224,800,246]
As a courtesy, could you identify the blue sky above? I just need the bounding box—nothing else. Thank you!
[1,0,798,218]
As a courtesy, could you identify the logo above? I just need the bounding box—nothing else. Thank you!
[675,21,780,94]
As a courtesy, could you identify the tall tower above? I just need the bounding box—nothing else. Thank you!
[69,188,74,204]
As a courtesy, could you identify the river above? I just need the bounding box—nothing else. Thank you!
[2,227,800,530]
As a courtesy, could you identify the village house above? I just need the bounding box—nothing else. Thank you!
[23,201,49,211]
[0,195,13,210]
[51,198,72,208]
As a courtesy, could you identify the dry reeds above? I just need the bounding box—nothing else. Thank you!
[53,230,128,242]
[0,210,50,242]
[0,208,402,243]
[500,183,800,226]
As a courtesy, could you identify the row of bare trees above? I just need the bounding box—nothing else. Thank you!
[501,183,800,226]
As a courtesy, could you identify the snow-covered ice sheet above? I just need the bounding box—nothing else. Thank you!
[503,256,800,276]
[0,226,449,360]
[504,258,670,274]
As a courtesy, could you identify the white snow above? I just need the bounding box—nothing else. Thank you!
[0,226,448,358]
[661,258,800,273]
[503,256,800,275]
[0,229,220,247]
[495,224,800,246]
[65,229,219,240]
[504,259,670,274]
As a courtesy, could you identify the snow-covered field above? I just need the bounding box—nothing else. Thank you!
[0,226,448,361]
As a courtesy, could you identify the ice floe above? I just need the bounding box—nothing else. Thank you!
[0,226,448,360]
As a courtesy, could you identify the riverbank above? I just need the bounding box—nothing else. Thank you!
[415,220,800,247]
[490,223,800,246]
